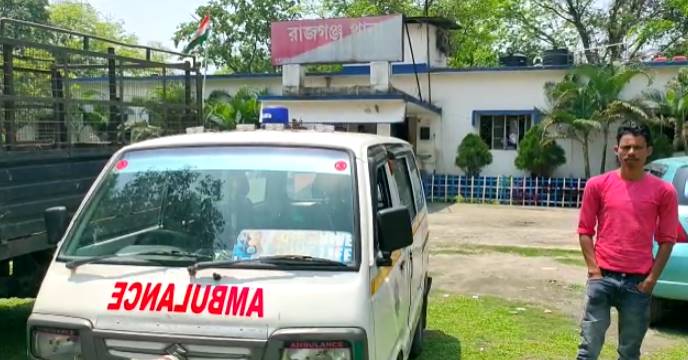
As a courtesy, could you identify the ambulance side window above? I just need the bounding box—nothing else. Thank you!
[406,155,426,213]
[374,165,392,250]
[376,166,392,210]
[390,156,417,220]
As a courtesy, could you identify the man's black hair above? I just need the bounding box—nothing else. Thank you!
[616,125,652,147]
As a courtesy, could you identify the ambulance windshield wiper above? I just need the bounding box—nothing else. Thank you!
[65,249,212,270]
[187,255,348,276]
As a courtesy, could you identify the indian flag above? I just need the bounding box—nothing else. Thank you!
[183,15,210,54]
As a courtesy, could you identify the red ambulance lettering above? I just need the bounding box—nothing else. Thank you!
[245,288,264,318]
[225,286,249,316]
[107,282,127,310]
[156,284,175,312]
[106,282,264,318]
[191,284,211,314]
[123,282,142,311]
[173,284,193,313]
[139,283,161,311]
[208,285,228,315]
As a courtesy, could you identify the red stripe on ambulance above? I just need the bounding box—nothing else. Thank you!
[107,282,264,318]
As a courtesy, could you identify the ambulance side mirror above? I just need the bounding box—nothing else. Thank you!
[377,206,413,253]
[44,206,69,245]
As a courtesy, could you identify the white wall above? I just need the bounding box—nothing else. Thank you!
[204,64,686,178]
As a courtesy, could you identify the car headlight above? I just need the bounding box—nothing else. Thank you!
[281,341,352,360]
[31,327,82,360]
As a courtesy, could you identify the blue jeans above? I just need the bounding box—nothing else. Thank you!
[576,272,651,360]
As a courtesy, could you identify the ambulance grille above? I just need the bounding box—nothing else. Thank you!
[101,337,262,359]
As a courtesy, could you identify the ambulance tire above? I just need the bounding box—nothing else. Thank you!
[409,300,425,358]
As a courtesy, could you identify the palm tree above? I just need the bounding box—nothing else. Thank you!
[570,65,649,173]
[542,65,649,178]
[204,87,265,130]
[542,75,600,178]
[645,69,688,153]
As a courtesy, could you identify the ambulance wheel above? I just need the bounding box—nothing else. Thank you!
[409,303,425,358]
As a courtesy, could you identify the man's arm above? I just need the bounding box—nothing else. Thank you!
[578,179,600,278]
[579,234,602,278]
[638,186,679,294]
[637,243,674,293]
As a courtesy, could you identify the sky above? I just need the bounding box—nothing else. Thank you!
[55,0,209,51]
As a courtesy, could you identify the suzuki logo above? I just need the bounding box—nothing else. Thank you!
[160,343,188,360]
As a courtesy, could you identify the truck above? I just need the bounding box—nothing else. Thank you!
[0,18,203,297]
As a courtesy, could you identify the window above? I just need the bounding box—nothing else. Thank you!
[60,146,357,267]
[420,126,431,140]
[479,114,533,150]
[390,157,417,220]
[645,164,668,178]
[406,155,426,213]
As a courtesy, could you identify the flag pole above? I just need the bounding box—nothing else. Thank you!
[202,44,209,100]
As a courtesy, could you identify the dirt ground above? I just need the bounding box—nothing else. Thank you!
[427,203,688,356]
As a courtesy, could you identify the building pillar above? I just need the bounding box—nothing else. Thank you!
[282,64,305,95]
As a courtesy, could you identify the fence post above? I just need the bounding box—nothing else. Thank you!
[482,177,487,203]
[534,177,539,206]
[576,178,582,208]
[444,175,448,202]
[458,175,462,202]
[561,179,567,208]
[546,177,552,207]
[509,176,513,206]
[496,176,501,204]
[522,177,526,206]
[470,176,475,203]
[430,174,435,202]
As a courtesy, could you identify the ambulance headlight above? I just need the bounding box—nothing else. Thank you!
[280,341,351,360]
[31,327,82,360]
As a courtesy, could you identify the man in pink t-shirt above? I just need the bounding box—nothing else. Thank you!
[576,125,678,360]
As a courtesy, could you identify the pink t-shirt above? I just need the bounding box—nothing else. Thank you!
[577,170,679,274]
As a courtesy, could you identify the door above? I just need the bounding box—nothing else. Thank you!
[388,153,427,336]
[371,159,412,360]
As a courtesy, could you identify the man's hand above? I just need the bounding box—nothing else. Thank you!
[587,268,603,280]
[636,278,657,295]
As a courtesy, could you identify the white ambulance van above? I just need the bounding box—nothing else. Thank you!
[27,128,431,360]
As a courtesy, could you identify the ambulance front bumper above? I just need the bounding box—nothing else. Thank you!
[27,313,368,359]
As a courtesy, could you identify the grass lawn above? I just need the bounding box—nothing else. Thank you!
[435,245,586,267]
[3,295,686,359]
[419,294,688,360]
[1,298,33,360]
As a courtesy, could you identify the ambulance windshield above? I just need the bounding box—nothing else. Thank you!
[58,146,357,267]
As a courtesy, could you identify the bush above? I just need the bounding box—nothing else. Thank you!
[455,133,493,177]
[515,125,566,177]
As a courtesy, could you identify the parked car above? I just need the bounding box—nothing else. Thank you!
[645,157,688,324]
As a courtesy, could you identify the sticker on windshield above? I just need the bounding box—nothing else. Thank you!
[115,159,129,171]
[334,161,348,172]
[232,230,353,264]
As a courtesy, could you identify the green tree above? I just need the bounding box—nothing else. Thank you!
[542,65,648,178]
[48,1,140,57]
[204,88,265,129]
[510,0,688,64]
[645,68,688,153]
[514,125,566,177]
[0,0,49,23]
[174,0,301,73]
[572,65,649,173]
[542,74,600,179]
[455,133,493,177]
